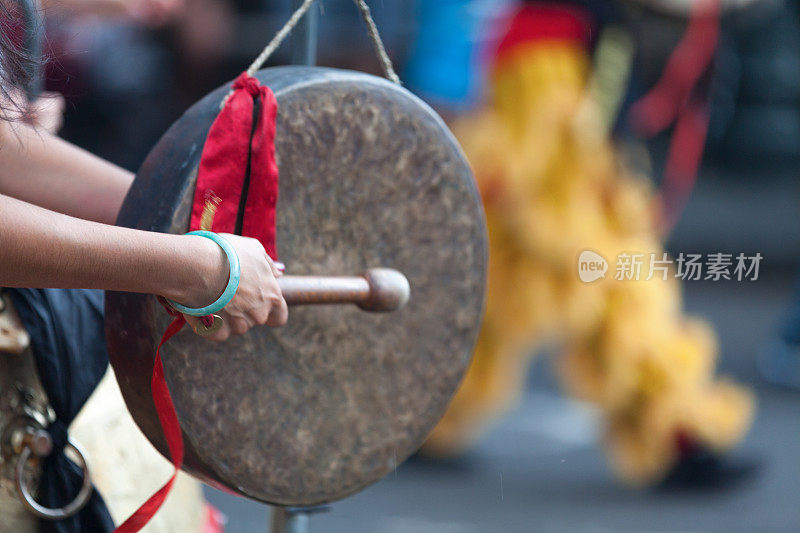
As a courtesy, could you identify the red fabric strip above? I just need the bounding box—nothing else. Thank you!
[114,314,186,533]
[117,73,279,531]
[240,82,280,259]
[189,72,280,258]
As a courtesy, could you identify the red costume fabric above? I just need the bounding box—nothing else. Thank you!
[495,3,593,65]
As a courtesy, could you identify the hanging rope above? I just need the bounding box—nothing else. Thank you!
[222,0,400,108]
[245,0,317,78]
[352,0,401,84]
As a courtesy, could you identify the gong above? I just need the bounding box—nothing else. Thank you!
[105,66,487,506]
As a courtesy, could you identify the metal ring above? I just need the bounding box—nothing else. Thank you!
[14,439,93,520]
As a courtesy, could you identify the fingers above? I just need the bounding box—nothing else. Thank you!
[266,296,289,327]
[204,321,231,343]
[262,276,288,327]
[195,234,288,342]
[229,316,252,336]
[241,292,288,330]
[201,302,287,342]
[194,292,287,342]
[267,256,284,278]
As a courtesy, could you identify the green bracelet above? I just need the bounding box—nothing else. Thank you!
[168,231,241,317]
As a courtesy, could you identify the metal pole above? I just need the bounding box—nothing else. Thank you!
[289,0,318,66]
[269,507,310,533]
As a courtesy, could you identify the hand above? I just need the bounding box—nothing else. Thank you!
[126,0,184,26]
[181,234,288,342]
[44,0,184,26]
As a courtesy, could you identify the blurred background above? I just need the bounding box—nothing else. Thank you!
[39,0,800,530]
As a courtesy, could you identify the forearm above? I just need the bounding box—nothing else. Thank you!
[0,121,134,225]
[0,194,226,304]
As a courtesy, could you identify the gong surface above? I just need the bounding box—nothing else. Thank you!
[106,66,487,506]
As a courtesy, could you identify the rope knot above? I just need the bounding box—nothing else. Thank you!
[233,73,262,97]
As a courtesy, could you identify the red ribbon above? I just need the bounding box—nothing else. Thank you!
[630,0,720,231]
[115,73,279,532]
[113,313,186,532]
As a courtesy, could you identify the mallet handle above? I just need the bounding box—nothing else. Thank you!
[185,268,410,337]
[278,268,410,312]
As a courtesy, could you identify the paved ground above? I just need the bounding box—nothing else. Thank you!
[205,169,800,532]
[205,280,800,533]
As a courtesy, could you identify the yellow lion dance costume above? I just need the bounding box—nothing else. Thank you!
[424,2,754,485]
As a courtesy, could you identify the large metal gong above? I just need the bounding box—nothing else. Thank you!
[105,66,487,506]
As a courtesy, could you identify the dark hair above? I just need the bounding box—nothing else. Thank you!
[0,0,36,119]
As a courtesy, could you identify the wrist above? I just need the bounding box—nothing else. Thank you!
[162,235,229,308]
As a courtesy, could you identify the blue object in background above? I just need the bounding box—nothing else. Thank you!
[404,0,515,112]
[760,271,800,389]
